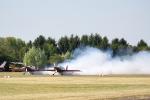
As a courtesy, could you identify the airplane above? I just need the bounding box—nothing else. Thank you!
[9,62,25,72]
[52,65,80,75]
[24,65,81,75]
[0,61,7,72]
[0,61,81,75]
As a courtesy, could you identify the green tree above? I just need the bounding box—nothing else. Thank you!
[88,34,95,47]
[81,35,89,46]
[111,38,130,56]
[62,51,72,60]
[137,39,148,51]
[88,33,102,48]
[27,40,32,48]
[101,36,109,50]
[23,47,47,68]
[16,38,26,61]
[0,37,12,62]
[0,37,26,62]
[119,38,127,46]
[43,42,57,58]
[111,38,120,56]
[33,35,46,49]
[58,36,69,54]
[49,54,64,64]
[94,33,102,48]
[47,37,57,47]
[118,38,130,55]
[69,35,80,52]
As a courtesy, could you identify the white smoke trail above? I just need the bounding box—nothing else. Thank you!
[59,47,150,75]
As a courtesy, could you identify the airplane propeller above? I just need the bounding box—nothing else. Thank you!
[66,66,68,70]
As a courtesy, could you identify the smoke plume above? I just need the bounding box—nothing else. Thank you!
[59,47,150,75]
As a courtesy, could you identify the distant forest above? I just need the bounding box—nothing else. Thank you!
[0,34,150,65]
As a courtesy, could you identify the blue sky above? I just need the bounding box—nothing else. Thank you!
[0,0,150,45]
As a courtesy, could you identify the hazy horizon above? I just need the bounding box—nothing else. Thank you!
[0,0,150,45]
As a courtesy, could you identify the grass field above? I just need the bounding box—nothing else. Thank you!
[0,73,150,100]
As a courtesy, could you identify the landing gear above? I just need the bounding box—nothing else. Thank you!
[52,71,57,76]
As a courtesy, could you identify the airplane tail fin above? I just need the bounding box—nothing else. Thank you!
[0,61,7,68]
[66,65,68,70]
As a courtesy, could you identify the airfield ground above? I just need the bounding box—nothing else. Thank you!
[0,73,150,100]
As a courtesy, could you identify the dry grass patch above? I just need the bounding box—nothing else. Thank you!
[0,73,150,100]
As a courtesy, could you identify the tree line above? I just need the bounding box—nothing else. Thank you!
[0,34,149,67]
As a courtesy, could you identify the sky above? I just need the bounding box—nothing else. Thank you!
[0,0,150,45]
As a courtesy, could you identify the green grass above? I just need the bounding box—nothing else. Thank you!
[0,72,150,100]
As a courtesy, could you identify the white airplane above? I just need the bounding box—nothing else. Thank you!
[25,65,80,75]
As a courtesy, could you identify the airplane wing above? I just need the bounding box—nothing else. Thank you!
[62,70,80,72]
[38,69,56,71]
[26,69,56,72]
